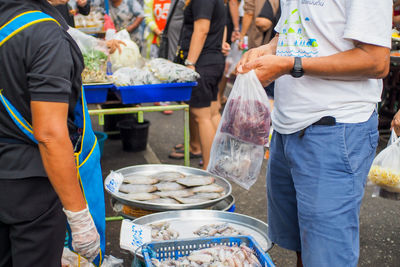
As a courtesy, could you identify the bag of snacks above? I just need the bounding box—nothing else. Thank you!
[368,129,400,192]
[207,70,271,190]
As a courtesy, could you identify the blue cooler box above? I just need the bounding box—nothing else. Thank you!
[114,82,197,104]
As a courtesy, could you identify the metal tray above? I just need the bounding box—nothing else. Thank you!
[104,164,232,211]
[111,195,236,220]
[132,210,273,252]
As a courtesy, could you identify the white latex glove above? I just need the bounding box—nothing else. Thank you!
[63,206,100,262]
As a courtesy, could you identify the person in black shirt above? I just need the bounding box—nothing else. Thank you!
[255,0,280,43]
[0,0,100,265]
[55,0,90,27]
[170,0,227,169]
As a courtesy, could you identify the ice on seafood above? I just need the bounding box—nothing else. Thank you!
[176,175,215,187]
[122,174,158,185]
[119,184,157,194]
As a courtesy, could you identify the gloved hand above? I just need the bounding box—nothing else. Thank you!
[63,206,100,262]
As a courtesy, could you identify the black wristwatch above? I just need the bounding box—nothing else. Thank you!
[290,57,304,78]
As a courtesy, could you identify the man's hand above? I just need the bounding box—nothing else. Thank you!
[222,42,231,56]
[391,110,400,136]
[64,207,100,262]
[106,39,126,54]
[76,0,87,7]
[236,44,275,73]
[238,55,293,85]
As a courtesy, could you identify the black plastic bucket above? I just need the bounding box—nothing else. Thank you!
[117,119,150,152]
[101,104,136,139]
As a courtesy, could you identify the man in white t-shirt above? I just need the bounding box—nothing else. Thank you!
[238,0,392,266]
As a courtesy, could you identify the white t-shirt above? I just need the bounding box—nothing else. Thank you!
[272,0,392,134]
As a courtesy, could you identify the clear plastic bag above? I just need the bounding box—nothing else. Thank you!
[368,129,400,193]
[147,58,200,83]
[67,27,109,83]
[224,41,242,78]
[207,70,271,190]
[112,67,161,86]
[108,30,143,72]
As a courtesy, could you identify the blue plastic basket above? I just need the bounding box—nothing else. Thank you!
[141,235,275,267]
[114,82,197,104]
[83,84,112,104]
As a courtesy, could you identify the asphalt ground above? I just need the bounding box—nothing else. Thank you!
[91,100,400,267]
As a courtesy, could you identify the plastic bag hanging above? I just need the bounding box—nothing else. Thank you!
[207,70,271,190]
[368,129,400,193]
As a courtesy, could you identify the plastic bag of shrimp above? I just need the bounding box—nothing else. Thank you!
[207,70,271,190]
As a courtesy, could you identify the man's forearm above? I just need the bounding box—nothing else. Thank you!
[32,101,86,212]
[300,45,390,79]
[37,138,86,212]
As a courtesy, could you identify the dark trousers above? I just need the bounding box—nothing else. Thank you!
[0,177,66,267]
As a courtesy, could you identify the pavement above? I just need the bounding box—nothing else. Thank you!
[91,103,400,267]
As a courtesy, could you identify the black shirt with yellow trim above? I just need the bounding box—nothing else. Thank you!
[0,0,84,179]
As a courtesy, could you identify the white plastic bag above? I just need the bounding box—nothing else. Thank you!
[207,70,271,190]
[109,30,142,72]
[368,129,400,192]
[225,41,242,78]
[147,58,200,83]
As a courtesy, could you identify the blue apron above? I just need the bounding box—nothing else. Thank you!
[0,11,105,266]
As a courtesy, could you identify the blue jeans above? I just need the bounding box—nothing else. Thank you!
[267,112,379,267]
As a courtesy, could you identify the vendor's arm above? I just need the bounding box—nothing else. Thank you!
[186,18,210,69]
[239,40,389,84]
[76,0,90,16]
[31,101,86,212]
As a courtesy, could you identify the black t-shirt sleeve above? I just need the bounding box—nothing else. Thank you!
[258,0,274,21]
[192,0,215,21]
[27,22,74,103]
